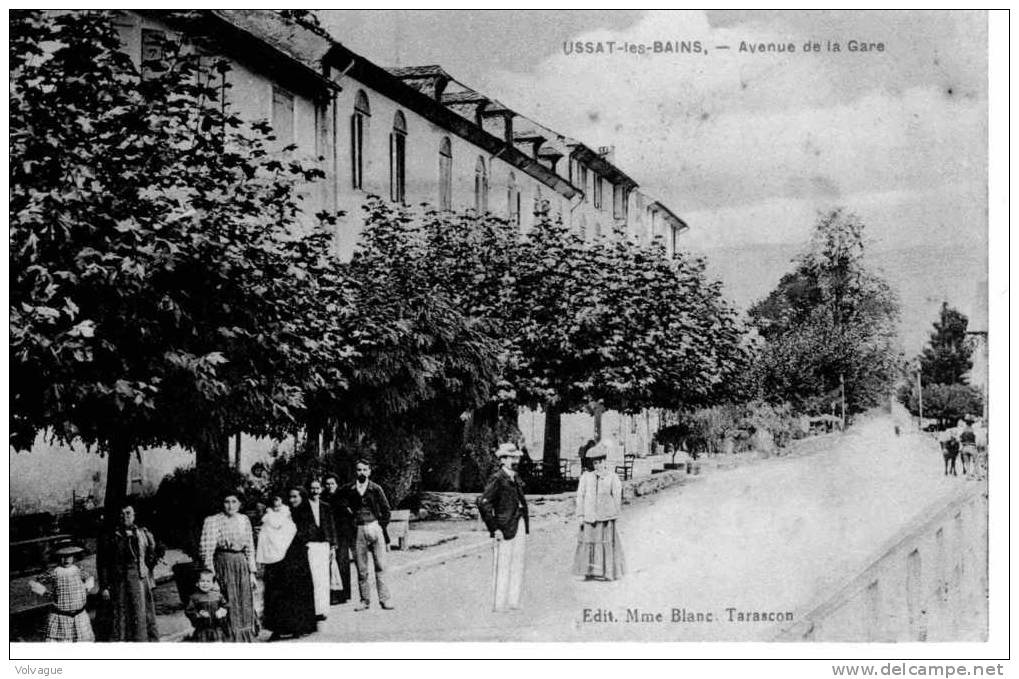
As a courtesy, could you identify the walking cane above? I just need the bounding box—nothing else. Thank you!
[491,535,498,611]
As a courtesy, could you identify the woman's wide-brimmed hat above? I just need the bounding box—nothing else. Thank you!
[585,444,607,460]
[52,541,86,558]
[495,442,523,459]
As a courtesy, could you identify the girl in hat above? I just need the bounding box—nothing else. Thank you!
[29,542,96,642]
[573,445,626,581]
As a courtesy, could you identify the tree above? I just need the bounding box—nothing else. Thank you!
[320,198,504,501]
[898,303,979,427]
[919,303,973,385]
[900,382,983,429]
[10,11,355,523]
[749,209,901,413]
[415,212,748,471]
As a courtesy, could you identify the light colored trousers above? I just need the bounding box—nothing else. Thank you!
[307,541,331,616]
[354,522,390,604]
[492,519,526,611]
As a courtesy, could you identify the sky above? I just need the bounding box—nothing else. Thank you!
[318,10,988,257]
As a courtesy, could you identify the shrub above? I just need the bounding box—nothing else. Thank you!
[151,465,251,559]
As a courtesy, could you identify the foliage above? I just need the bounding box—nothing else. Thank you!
[151,465,251,556]
[506,221,749,415]
[10,11,356,463]
[899,382,983,428]
[670,400,805,455]
[748,209,901,413]
[918,303,974,385]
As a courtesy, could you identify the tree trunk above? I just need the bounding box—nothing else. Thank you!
[542,404,562,474]
[592,402,605,440]
[102,437,133,530]
[195,425,229,475]
[98,435,133,599]
[303,418,322,458]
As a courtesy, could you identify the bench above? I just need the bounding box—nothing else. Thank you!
[10,533,73,576]
[615,454,636,481]
[388,510,410,551]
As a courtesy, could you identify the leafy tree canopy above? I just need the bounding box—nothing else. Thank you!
[748,209,901,413]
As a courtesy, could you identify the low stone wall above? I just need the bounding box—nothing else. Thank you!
[775,483,988,642]
[418,469,690,521]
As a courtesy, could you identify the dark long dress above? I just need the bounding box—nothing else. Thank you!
[262,518,317,638]
[99,526,160,642]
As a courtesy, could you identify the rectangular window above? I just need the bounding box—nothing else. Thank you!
[140,28,166,81]
[593,175,603,210]
[272,86,295,148]
[578,164,589,202]
[613,184,627,219]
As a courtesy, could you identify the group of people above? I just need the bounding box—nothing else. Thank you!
[33,440,630,641]
[478,438,626,612]
[32,459,394,643]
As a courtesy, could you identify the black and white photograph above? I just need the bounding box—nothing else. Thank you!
[8,7,1007,667]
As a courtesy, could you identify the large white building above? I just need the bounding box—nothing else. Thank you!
[12,10,689,512]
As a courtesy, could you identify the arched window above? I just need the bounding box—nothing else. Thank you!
[507,172,521,225]
[351,90,370,190]
[474,156,488,213]
[438,137,452,210]
[389,111,407,203]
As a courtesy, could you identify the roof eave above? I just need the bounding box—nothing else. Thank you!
[326,45,579,200]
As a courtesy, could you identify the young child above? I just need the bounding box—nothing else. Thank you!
[184,569,229,642]
[29,542,96,642]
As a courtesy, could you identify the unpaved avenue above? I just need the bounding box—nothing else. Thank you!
[313,415,966,642]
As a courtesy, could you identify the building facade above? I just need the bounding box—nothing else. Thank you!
[12,10,690,512]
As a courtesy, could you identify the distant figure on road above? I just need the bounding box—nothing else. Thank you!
[478,442,530,611]
[573,445,625,581]
[958,419,977,474]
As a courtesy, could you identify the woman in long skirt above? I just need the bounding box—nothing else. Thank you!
[199,492,258,642]
[99,504,161,641]
[258,491,317,640]
[573,445,625,581]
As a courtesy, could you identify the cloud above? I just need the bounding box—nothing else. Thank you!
[469,10,987,248]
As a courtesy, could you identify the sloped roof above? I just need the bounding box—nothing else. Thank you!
[212,9,333,73]
[386,64,451,79]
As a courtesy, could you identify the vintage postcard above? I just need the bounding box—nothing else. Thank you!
[8,8,1005,667]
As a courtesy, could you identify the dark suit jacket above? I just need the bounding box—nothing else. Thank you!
[340,481,391,530]
[323,489,355,542]
[292,499,337,547]
[478,469,529,540]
